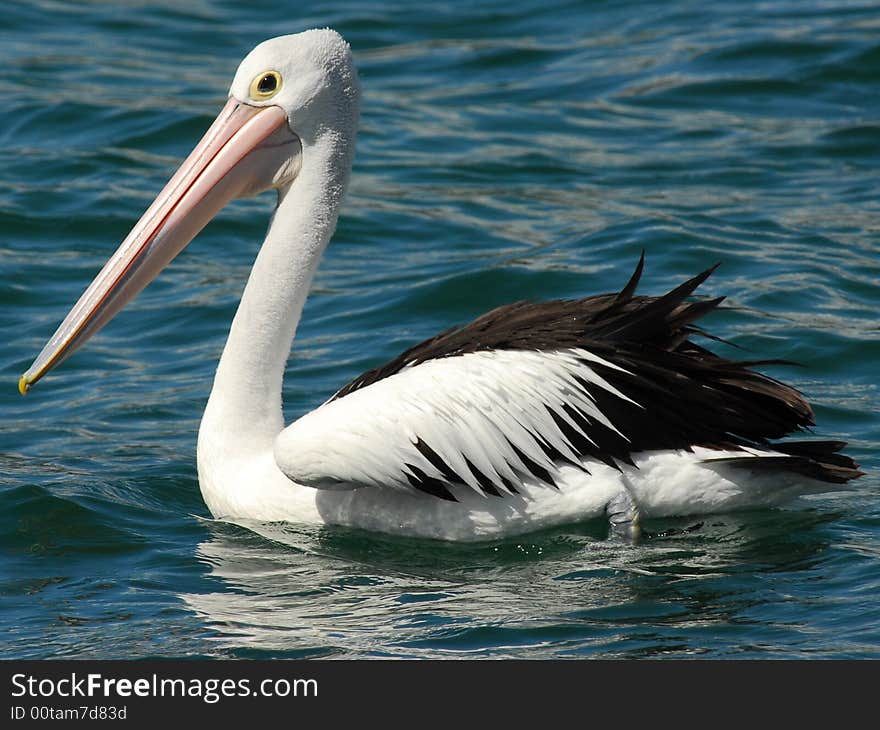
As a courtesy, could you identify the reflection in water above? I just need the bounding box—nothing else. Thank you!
[181,509,839,658]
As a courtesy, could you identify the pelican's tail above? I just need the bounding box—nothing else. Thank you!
[704,440,863,485]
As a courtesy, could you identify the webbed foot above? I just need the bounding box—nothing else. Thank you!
[606,490,642,542]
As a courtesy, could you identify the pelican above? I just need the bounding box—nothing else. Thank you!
[19,30,861,541]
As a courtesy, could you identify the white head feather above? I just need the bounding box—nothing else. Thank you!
[229,29,360,150]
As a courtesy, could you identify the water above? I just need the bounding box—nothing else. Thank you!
[2,0,879,659]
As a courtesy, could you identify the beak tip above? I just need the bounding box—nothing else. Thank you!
[18,374,31,396]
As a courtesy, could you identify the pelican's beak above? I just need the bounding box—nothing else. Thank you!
[19,98,298,395]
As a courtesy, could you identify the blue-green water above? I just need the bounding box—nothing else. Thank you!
[2,0,879,659]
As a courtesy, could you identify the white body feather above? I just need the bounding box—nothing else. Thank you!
[199,442,820,542]
[199,346,831,541]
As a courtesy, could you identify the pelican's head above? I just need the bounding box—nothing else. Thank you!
[19,29,359,394]
[231,30,360,152]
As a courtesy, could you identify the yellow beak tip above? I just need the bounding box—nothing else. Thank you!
[18,375,31,396]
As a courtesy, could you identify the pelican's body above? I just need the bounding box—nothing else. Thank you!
[21,30,861,541]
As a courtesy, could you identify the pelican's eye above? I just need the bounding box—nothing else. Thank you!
[249,70,282,100]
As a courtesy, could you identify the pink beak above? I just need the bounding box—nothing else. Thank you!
[20,98,296,394]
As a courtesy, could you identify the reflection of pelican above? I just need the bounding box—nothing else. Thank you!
[182,521,633,657]
[182,512,836,657]
[20,30,861,540]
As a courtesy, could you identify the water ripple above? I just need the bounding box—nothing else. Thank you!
[1,0,878,658]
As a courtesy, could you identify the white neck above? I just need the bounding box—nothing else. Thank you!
[198,131,352,459]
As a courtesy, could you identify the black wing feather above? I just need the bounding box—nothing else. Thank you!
[331,257,862,496]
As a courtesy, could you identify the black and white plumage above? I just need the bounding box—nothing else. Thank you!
[276,255,860,507]
[20,30,862,541]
